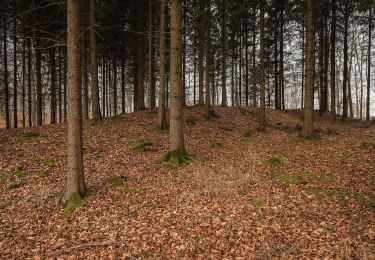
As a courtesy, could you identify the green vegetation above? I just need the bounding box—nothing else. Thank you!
[42,158,55,167]
[321,173,334,183]
[212,140,224,149]
[361,141,375,149]
[10,183,21,189]
[131,132,142,139]
[62,192,84,218]
[36,170,49,178]
[303,171,318,182]
[243,132,252,139]
[161,150,191,168]
[13,166,27,178]
[186,116,197,126]
[83,144,93,153]
[109,176,128,186]
[288,134,321,144]
[250,199,268,219]
[276,174,301,188]
[262,156,283,167]
[21,132,39,142]
[129,139,153,152]
[123,188,144,195]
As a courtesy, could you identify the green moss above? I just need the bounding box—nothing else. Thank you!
[212,140,224,149]
[326,188,348,200]
[239,190,249,196]
[83,145,93,154]
[21,132,39,141]
[122,188,144,195]
[288,134,321,144]
[30,155,42,163]
[367,200,375,210]
[42,158,55,167]
[308,187,324,198]
[62,192,84,218]
[129,140,153,152]
[303,171,318,182]
[262,157,283,167]
[251,199,267,208]
[361,141,375,149]
[243,132,252,139]
[195,234,206,242]
[36,170,49,178]
[355,193,366,202]
[13,166,27,178]
[10,183,21,189]
[161,150,190,168]
[276,174,301,188]
[321,173,334,183]
[131,132,141,139]
[109,176,128,186]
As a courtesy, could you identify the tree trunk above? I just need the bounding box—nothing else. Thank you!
[303,0,314,138]
[22,38,26,127]
[136,1,146,111]
[121,57,126,114]
[35,38,43,126]
[330,0,336,121]
[158,0,168,130]
[252,10,257,107]
[279,6,284,110]
[147,0,155,111]
[198,0,205,106]
[205,0,213,119]
[366,7,372,121]
[90,0,102,121]
[168,0,186,159]
[81,35,89,120]
[342,2,349,120]
[13,14,18,128]
[259,0,266,130]
[50,47,57,124]
[2,0,10,128]
[221,0,227,107]
[64,0,86,202]
[27,38,32,127]
[274,8,279,110]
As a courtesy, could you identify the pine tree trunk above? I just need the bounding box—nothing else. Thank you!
[121,57,126,114]
[158,0,167,130]
[342,2,349,120]
[221,0,227,107]
[259,0,266,130]
[81,34,89,120]
[205,0,212,118]
[90,0,102,121]
[50,47,57,124]
[27,38,32,127]
[22,38,26,127]
[330,0,336,121]
[366,7,372,121]
[147,0,155,111]
[35,38,43,126]
[113,57,117,115]
[169,0,185,153]
[2,0,10,128]
[13,15,18,128]
[198,0,205,106]
[303,0,314,138]
[64,0,86,202]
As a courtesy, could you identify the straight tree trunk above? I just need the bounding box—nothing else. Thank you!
[121,57,126,114]
[342,2,349,120]
[259,0,266,130]
[330,0,336,121]
[221,0,227,107]
[63,48,67,122]
[279,6,284,110]
[102,57,106,116]
[58,49,63,123]
[35,38,43,126]
[113,56,117,115]
[303,0,314,138]
[252,11,257,107]
[302,17,305,110]
[64,0,86,202]
[366,7,372,121]
[2,0,10,128]
[81,35,89,120]
[22,38,26,127]
[158,0,168,129]
[205,0,213,118]
[274,9,279,110]
[13,14,18,128]
[50,47,57,124]
[198,0,205,105]
[90,0,102,121]
[136,1,146,111]
[168,0,186,157]
[323,17,329,113]
[27,38,32,127]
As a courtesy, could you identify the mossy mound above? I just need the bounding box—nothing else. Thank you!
[21,132,39,142]
[130,140,153,152]
[161,150,190,168]
[62,192,84,218]
[262,157,283,167]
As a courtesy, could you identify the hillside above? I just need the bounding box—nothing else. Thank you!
[0,107,374,258]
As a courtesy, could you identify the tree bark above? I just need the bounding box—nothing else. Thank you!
[169,0,185,153]
[158,0,168,130]
[198,0,205,105]
[64,0,86,202]
[221,0,227,107]
[35,38,43,126]
[259,0,266,130]
[13,14,18,128]
[303,0,314,138]
[366,7,372,121]
[330,0,336,121]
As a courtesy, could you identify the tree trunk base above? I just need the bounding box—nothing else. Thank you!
[162,150,190,168]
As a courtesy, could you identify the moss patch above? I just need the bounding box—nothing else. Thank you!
[13,166,27,178]
[361,141,375,149]
[62,192,84,218]
[36,170,49,178]
[243,132,252,139]
[276,174,301,188]
[21,132,39,142]
[303,171,318,182]
[129,140,153,152]
[262,157,283,167]
[109,176,128,187]
[212,140,224,149]
[42,158,55,167]
[288,134,321,144]
[161,150,190,168]
[10,183,21,189]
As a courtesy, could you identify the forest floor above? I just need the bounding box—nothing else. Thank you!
[0,107,374,259]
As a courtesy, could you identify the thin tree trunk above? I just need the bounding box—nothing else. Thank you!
[303,0,314,138]
[13,14,18,128]
[158,0,167,129]
[342,2,349,120]
[27,38,32,127]
[50,47,57,124]
[148,0,155,111]
[198,0,205,106]
[121,57,126,114]
[2,0,10,128]
[205,0,213,118]
[330,0,336,121]
[259,0,266,130]
[366,7,372,121]
[22,38,26,127]
[35,39,43,126]
[221,0,227,107]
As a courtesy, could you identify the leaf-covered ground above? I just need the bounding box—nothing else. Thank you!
[0,107,374,258]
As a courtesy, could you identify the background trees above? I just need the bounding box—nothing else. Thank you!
[1,0,375,130]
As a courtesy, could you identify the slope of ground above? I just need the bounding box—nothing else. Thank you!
[0,107,374,258]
